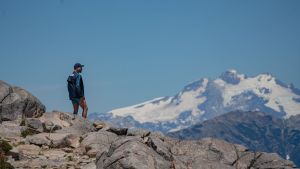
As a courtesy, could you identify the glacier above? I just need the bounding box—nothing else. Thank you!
[90,70,300,133]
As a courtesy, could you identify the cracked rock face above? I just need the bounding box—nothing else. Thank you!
[96,135,297,169]
[82,130,118,158]
[96,136,172,169]
[0,81,46,121]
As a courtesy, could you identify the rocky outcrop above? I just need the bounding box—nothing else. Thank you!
[0,81,45,121]
[168,111,300,167]
[96,132,297,169]
[81,130,118,158]
[39,111,96,135]
[1,111,98,169]
[0,109,297,169]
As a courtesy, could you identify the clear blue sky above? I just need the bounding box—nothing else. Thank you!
[1,0,299,114]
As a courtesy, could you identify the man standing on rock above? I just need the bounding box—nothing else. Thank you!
[67,63,88,119]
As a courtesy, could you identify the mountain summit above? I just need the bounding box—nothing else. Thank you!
[91,70,300,133]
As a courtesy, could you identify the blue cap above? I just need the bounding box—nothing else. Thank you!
[74,63,84,69]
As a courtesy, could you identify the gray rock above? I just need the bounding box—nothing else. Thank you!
[26,118,44,133]
[16,144,41,159]
[26,133,80,148]
[106,126,128,136]
[145,136,173,161]
[39,111,96,136]
[253,153,296,168]
[42,120,62,132]
[127,128,151,138]
[39,111,72,128]
[0,81,45,121]
[96,135,297,169]
[82,162,97,169]
[96,136,172,169]
[52,133,80,148]
[169,138,297,169]
[0,121,24,140]
[93,120,106,131]
[82,130,118,157]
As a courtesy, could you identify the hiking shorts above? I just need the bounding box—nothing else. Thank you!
[71,98,80,105]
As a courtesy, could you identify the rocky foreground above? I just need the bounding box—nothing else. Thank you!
[0,111,298,169]
[168,111,300,167]
[0,80,298,169]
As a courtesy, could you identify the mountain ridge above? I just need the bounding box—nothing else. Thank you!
[168,110,300,167]
[90,70,300,132]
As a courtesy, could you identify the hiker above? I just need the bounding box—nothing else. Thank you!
[67,63,88,119]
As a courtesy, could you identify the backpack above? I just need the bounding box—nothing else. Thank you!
[67,73,77,99]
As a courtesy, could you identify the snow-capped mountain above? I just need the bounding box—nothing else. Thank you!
[90,70,300,133]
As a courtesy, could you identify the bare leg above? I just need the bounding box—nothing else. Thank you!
[80,98,88,118]
[72,103,79,120]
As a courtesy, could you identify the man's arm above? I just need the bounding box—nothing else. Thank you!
[75,74,83,97]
